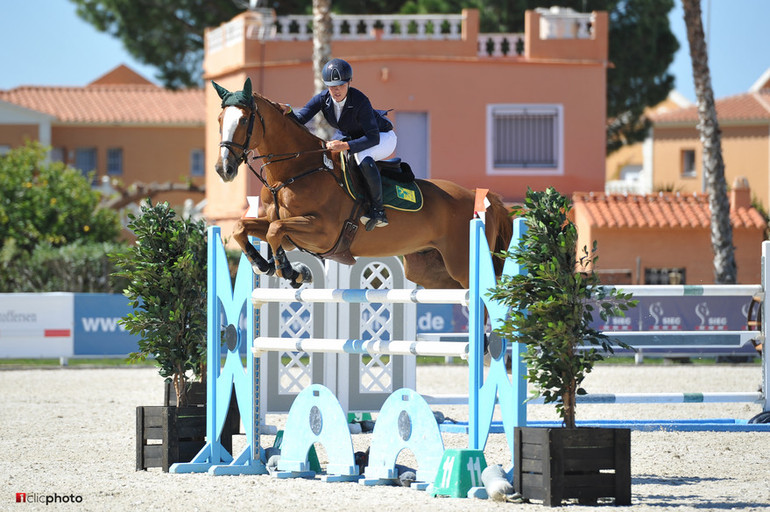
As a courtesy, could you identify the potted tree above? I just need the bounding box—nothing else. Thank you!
[111,199,219,471]
[490,187,636,506]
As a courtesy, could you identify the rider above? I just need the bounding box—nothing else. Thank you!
[279,58,394,230]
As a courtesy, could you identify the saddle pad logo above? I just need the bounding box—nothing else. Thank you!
[396,185,416,203]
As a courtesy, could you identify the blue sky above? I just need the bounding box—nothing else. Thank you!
[1,1,768,104]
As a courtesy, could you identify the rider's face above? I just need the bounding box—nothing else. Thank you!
[329,83,349,102]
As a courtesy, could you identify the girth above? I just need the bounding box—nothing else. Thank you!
[315,199,366,265]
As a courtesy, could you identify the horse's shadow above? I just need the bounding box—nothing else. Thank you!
[631,474,770,509]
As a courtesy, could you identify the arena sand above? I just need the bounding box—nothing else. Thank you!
[0,364,768,511]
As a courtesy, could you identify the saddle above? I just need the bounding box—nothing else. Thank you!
[341,155,423,210]
[317,154,423,265]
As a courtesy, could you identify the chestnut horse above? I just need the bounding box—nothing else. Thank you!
[213,79,512,289]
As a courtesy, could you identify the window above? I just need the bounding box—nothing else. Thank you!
[74,147,97,177]
[487,104,562,175]
[645,267,686,285]
[190,149,205,177]
[619,164,642,182]
[107,148,123,175]
[0,145,10,156]
[681,149,696,177]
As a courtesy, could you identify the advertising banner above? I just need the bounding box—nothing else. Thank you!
[73,294,140,356]
[592,295,752,332]
[0,293,74,358]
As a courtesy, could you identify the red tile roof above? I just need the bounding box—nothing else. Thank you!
[649,89,770,124]
[0,84,204,125]
[573,191,766,230]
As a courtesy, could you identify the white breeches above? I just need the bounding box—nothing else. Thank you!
[354,130,397,163]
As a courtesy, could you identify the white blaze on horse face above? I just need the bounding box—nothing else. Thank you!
[220,106,245,162]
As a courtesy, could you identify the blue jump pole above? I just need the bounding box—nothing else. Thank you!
[468,216,528,463]
[170,226,266,475]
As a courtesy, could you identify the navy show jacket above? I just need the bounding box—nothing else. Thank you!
[291,87,393,154]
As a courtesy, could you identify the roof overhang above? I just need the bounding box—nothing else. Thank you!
[0,99,56,124]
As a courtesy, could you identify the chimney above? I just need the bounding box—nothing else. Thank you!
[730,177,751,210]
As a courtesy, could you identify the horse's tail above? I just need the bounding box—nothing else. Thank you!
[484,191,514,278]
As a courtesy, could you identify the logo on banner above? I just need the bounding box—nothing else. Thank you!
[601,315,633,331]
[648,302,682,331]
[694,302,727,330]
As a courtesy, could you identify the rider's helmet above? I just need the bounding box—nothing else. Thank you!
[322,59,353,87]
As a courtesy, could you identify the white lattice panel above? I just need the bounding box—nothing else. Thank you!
[358,262,394,394]
[278,279,312,394]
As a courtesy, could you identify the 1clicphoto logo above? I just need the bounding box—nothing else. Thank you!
[15,492,83,504]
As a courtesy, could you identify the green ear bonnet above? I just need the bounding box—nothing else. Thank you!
[212,78,254,109]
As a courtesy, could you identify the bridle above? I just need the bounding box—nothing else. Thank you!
[218,99,345,212]
[218,102,260,163]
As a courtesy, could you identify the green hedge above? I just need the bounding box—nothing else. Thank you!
[0,241,128,293]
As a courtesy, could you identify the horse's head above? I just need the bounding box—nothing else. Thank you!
[213,78,259,182]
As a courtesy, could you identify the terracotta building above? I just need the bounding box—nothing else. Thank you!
[637,68,770,209]
[202,7,610,228]
[0,65,206,207]
[573,178,766,285]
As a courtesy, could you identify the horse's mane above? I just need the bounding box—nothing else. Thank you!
[253,93,324,145]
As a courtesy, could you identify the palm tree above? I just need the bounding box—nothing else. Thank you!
[682,0,736,284]
[312,0,334,140]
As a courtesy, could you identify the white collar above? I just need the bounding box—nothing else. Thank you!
[332,96,346,119]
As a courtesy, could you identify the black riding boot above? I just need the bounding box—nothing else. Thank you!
[358,157,388,230]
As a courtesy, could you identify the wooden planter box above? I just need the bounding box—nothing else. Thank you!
[136,383,239,472]
[163,381,241,434]
[136,405,208,472]
[514,426,631,507]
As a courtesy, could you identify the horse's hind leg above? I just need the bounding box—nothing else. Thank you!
[233,218,275,276]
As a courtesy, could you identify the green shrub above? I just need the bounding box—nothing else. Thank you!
[110,199,207,406]
[0,241,128,293]
[490,187,636,428]
[0,142,120,253]
[0,142,122,292]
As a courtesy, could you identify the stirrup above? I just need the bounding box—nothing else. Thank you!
[362,208,388,231]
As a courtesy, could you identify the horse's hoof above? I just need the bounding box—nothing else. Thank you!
[251,261,276,277]
[298,265,312,284]
[288,265,312,289]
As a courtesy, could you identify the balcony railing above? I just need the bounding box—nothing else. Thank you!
[263,14,464,41]
[206,10,594,57]
[477,33,525,57]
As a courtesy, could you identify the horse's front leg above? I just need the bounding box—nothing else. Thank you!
[265,216,321,289]
[233,217,275,276]
[272,246,313,289]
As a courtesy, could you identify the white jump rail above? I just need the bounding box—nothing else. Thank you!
[420,392,764,406]
[601,284,762,296]
[251,288,470,306]
[253,337,469,359]
[251,288,472,360]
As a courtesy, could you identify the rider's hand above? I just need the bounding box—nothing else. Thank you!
[279,103,292,115]
[326,140,349,151]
